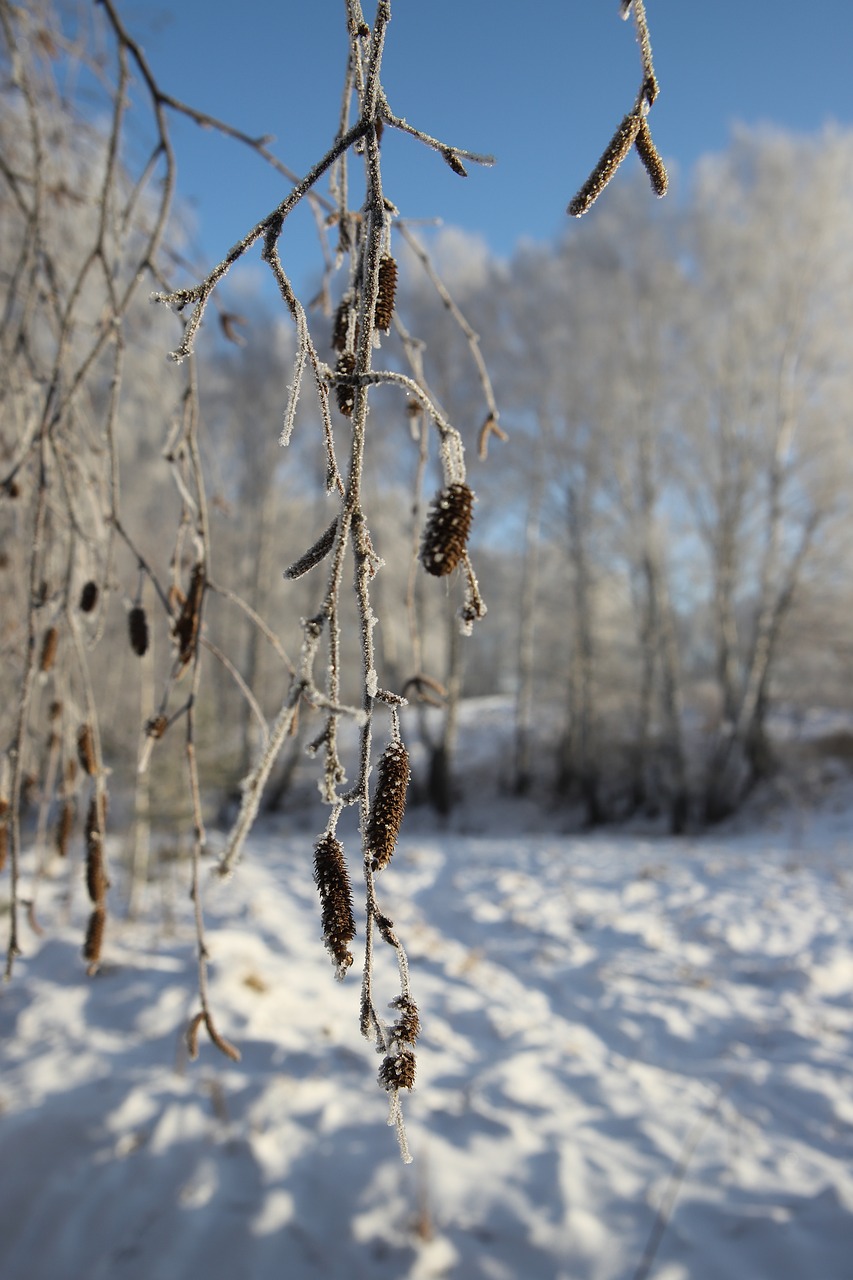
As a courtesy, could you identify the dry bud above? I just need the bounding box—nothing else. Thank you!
[374,256,398,332]
[146,714,169,740]
[366,741,410,872]
[635,115,668,197]
[77,723,96,776]
[128,606,149,657]
[420,483,474,577]
[643,72,660,108]
[39,626,59,674]
[568,112,642,218]
[79,581,98,613]
[441,148,468,178]
[477,413,508,461]
[335,352,356,417]
[313,834,356,974]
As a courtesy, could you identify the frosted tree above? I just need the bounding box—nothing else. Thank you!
[1,0,667,1158]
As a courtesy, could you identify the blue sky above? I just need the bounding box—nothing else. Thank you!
[132,1,853,293]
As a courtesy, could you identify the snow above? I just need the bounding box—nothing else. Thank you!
[2,798,853,1278]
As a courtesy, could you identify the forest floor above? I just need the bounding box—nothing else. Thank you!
[1,708,852,1279]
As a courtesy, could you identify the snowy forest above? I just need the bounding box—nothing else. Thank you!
[2,2,853,1277]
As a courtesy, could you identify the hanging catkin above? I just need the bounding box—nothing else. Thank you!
[420,483,474,577]
[373,256,397,332]
[128,606,149,657]
[365,740,410,872]
[313,834,356,974]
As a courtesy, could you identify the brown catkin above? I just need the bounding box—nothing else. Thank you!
[174,563,204,666]
[40,626,59,673]
[85,794,108,903]
[390,996,420,1045]
[313,834,356,974]
[568,112,642,217]
[79,581,98,613]
[366,741,410,872]
[379,1049,417,1091]
[331,296,353,352]
[284,518,338,580]
[635,115,668,197]
[83,907,105,967]
[335,352,356,417]
[77,723,96,776]
[56,798,75,857]
[373,256,398,332]
[186,1012,205,1061]
[128,606,149,657]
[420,483,474,577]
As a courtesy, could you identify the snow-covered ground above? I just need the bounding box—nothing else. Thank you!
[2,793,853,1279]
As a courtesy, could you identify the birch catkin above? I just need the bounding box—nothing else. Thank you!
[365,741,410,872]
[313,833,356,975]
[568,113,642,218]
[420,483,474,577]
[635,115,668,197]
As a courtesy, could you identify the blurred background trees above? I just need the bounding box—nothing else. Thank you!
[3,0,853,892]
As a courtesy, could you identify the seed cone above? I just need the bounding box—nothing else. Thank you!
[379,1049,416,1091]
[420,483,474,577]
[313,834,356,975]
[390,995,420,1046]
[366,741,410,872]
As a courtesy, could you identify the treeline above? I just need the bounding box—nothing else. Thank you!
[3,55,852,840]
[199,129,853,829]
[393,129,853,827]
